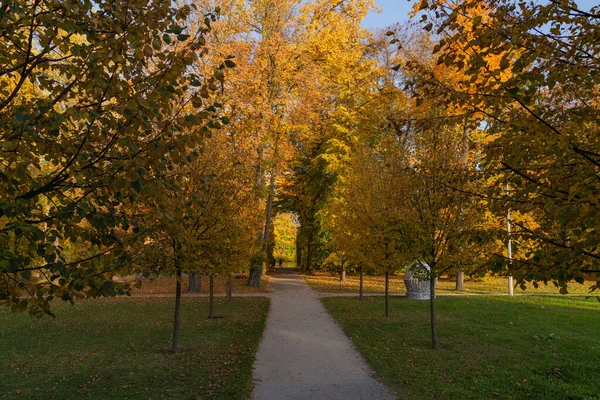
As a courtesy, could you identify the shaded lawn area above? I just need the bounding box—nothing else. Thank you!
[305,271,595,295]
[0,297,269,400]
[322,295,600,399]
[128,274,270,296]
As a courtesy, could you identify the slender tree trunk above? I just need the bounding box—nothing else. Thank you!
[306,231,313,274]
[172,263,182,353]
[430,274,439,350]
[227,274,233,303]
[188,271,201,293]
[208,274,215,319]
[248,148,265,287]
[385,271,389,318]
[296,229,302,271]
[339,267,346,282]
[359,265,364,301]
[455,270,464,291]
[455,122,469,294]
[507,185,514,296]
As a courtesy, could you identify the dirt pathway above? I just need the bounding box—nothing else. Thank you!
[252,272,396,400]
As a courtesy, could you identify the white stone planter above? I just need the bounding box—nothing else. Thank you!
[404,261,436,300]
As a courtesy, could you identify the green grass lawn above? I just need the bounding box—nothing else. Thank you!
[322,295,600,399]
[0,297,269,400]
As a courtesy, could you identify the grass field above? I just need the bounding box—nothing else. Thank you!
[322,295,600,399]
[305,271,596,295]
[0,297,269,400]
[129,273,270,295]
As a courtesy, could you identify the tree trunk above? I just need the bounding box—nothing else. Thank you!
[248,262,263,288]
[296,230,302,271]
[266,222,276,273]
[339,267,346,282]
[359,265,364,301]
[172,264,182,353]
[305,231,313,274]
[227,274,233,303]
[455,270,464,291]
[430,274,439,350]
[249,170,276,287]
[385,271,389,318]
[208,274,215,319]
[188,271,201,293]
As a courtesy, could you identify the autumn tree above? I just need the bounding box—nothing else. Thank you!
[397,122,485,349]
[331,144,412,317]
[276,0,377,274]
[0,0,222,315]
[413,0,600,292]
[194,0,376,282]
[134,128,261,352]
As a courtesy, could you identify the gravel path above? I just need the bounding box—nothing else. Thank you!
[252,272,396,400]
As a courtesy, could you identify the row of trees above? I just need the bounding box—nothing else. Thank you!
[318,0,599,349]
[0,0,382,351]
[2,0,598,352]
[1,0,233,314]
[0,0,273,351]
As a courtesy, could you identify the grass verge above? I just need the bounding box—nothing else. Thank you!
[322,295,600,399]
[0,297,269,400]
[305,271,595,295]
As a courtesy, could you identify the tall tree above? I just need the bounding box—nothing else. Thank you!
[197,0,376,281]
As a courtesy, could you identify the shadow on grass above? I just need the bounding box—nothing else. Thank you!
[323,295,600,400]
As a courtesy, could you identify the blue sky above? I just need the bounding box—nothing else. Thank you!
[363,0,415,29]
[363,0,600,30]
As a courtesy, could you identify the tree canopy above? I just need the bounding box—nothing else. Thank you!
[2,0,598,330]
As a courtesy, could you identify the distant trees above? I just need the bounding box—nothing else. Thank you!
[273,213,298,263]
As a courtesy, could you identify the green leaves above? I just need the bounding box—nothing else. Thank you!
[0,0,220,315]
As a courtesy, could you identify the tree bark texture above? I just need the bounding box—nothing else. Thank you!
[249,171,276,287]
[248,262,263,288]
[455,270,464,291]
[188,271,201,292]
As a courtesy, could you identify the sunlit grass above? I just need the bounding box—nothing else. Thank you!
[304,271,595,295]
[0,297,269,400]
[127,273,270,295]
[323,295,600,399]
